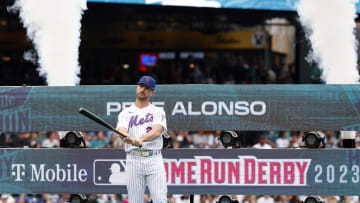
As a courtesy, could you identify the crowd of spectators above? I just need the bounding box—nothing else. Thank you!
[82,53,298,86]
[1,130,360,203]
[0,52,298,86]
[1,130,355,150]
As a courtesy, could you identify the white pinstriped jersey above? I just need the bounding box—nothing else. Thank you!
[116,103,167,152]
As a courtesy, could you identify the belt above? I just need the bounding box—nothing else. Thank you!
[128,150,161,157]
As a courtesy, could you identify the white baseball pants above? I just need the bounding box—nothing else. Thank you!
[126,153,168,203]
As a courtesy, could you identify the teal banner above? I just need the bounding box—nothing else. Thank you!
[0,85,360,132]
[1,148,360,195]
[87,0,360,13]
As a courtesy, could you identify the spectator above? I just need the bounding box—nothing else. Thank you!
[289,131,301,148]
[175,131,193,148]
[326,196,340,203]
[264,130,279,143]
[191,131,215,148]
[41,132,59,148]
[234,56,250,84]
[96,194,117,203]
[343,196,359,203]
[35,131,47,145]
[274,195,293,203]
[29,132,40,148]
[167,194,176,203]
[106,133,124,148]
[42,194,58,203]
[0,133,14,147]
[324,131,338,148]
[275,131,290,148]
[13,132,31,148]
[253,136,272,149]
[0,194,15,203]
[174,194,191,203]
[91,131,108,148]
[243,195,257,203]
[82,131,93,147]
[257,195,275,203]
[326,133,337,149]
[200,195,210,203]
[56,194,70,203]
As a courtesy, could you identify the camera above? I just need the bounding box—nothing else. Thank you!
[301,196,324,203]
[219,131,239,148]
[163,133,172,148]
[59,131,86,148]
[303,131,325,148]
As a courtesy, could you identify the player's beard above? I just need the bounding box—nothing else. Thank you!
[137,92,149,101]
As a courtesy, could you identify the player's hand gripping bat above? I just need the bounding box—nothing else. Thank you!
[79,107,141,147]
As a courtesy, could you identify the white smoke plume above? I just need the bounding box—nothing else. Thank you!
[10,0,87,86]
[297,0,360,84]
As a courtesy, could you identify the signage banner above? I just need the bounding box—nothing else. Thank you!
[1,85,360,131]
[87,0,360,13]
[1,148,360,195]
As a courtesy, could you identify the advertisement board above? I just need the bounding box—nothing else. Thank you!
[1,85,360,131]
[1,148,360,195]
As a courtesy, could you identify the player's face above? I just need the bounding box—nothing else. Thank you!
[136,84,154,101]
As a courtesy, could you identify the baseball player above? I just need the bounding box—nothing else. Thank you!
[116,76,168,203]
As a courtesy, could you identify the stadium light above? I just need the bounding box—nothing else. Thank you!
[303,131,325,148]
[301,196,324,203]
[341,131,356,148]
[59,131,86,148]
[219,131,239,148]
[217,195,239,203]
[70,194,88,203]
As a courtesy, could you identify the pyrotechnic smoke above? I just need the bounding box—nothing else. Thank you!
[297,0,359,84]
[10,0,87,86]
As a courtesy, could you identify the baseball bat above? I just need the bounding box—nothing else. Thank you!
[79,107,127,138]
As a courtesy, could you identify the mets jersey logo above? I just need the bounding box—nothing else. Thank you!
[128,113,153,128]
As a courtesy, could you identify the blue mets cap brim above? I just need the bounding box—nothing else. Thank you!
[137,82,155,90]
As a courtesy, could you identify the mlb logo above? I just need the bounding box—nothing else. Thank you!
[93,159,127,185]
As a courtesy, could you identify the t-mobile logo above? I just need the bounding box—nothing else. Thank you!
[11,164,25,181]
